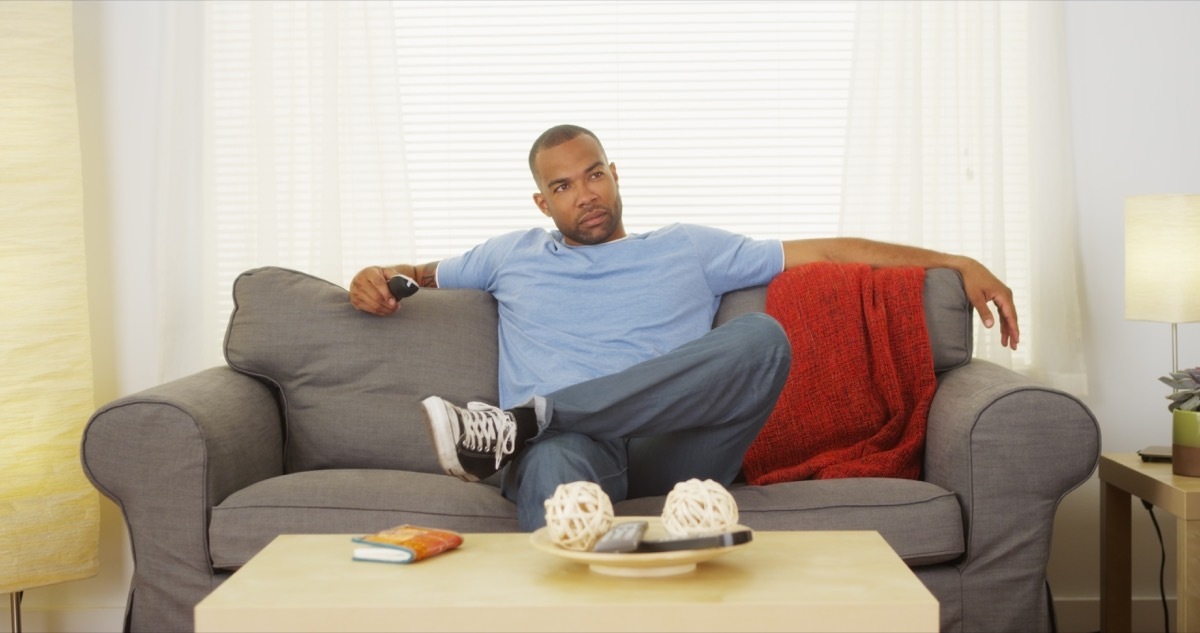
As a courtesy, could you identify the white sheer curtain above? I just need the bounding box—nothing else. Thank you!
[840,1,1085,392]
[130,1,411,378]
[203,0,415,354]
[205,0,415,284]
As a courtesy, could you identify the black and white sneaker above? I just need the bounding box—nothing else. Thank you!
[421,397,538,482]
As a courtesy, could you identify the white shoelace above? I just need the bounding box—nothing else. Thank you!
[461,402,517,469]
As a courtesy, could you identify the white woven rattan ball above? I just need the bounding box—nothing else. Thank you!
[543,481,614,551]
[661,478,739,538]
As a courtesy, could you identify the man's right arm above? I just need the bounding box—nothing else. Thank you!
[350,261,440,316]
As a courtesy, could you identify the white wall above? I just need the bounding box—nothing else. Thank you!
[6,2,1198,632]
[1050,1,1200,632]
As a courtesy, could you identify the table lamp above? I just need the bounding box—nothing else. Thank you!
[1,2,100,630]
[1125,194,1200,475]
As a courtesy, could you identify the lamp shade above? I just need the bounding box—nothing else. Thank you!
[0,0,99,594]
[1125,194,1200,323]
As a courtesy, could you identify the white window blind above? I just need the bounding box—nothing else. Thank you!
[391,0,858,262]
[206,0,856,292]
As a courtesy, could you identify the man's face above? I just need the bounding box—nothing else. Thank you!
[532,135,625,246]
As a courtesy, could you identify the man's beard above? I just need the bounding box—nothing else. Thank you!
[562,195,624,246]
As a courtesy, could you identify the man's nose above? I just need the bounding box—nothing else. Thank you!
[578,181,600,206]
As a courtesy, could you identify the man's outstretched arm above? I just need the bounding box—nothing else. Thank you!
[782,238,1019,350]
[350,261,440,316]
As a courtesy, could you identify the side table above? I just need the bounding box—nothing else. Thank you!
[1100,452,1200,632]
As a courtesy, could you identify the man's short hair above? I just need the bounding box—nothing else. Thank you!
[528,124,607,183]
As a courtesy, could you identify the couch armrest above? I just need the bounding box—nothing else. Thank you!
[81,366,282,633]
[924,359,1099,632]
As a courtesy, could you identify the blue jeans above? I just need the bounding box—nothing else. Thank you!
[500,312,792,531]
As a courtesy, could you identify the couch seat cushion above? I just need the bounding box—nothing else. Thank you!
[209,469,520,569]
[616,478,964,567]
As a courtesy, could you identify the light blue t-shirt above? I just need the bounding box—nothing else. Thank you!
[436,223,784,409]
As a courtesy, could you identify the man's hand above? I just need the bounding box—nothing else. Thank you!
[958,260,1020,350]
[350,266,400,316]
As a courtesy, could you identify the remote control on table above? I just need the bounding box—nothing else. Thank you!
[592,520,648,553]
[635,529,753,552]
[387,274,419,300]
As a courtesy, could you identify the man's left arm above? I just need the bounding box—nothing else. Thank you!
[782,238,1019,350]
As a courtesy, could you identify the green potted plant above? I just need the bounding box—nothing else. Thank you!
[1161,368,1200,476]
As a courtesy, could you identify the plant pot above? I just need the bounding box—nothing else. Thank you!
[1173,409,1200,476]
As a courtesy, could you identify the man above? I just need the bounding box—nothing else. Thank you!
[350,124,1018,530]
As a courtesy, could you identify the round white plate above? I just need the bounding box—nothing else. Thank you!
[529,516,752,577]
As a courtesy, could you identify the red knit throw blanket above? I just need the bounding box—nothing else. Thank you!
[743,262,936,485]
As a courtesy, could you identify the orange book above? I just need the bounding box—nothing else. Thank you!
[352,525,463,564]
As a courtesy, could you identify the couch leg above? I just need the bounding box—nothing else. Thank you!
[1045,580,1058,633]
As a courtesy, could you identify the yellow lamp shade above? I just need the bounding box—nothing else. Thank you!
[0,0,100,594]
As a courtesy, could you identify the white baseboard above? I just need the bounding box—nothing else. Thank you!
[0,604,125,633]
[1053,596,1174,633]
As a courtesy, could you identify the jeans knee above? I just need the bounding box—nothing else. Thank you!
[503,432,628,531]
[532,435,626,486]
[732,312,792,367]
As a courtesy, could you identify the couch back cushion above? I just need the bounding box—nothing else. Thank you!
[225,267,500,473]
[714,267,972,373]
[225,266,972,474]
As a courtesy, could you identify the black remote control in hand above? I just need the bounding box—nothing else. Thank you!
[387,274,419,300]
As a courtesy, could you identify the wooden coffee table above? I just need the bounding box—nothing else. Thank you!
[194,530,938,632]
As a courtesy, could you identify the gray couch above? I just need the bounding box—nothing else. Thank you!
[82,265,1100,633]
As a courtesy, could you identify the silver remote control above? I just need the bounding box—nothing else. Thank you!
[592,520,648,553]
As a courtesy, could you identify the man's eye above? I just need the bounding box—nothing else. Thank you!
[554,184,568,193]
[590,171,604,180]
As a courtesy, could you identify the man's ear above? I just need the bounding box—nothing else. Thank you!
[611,162,618,182]
[533,192,549,217]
